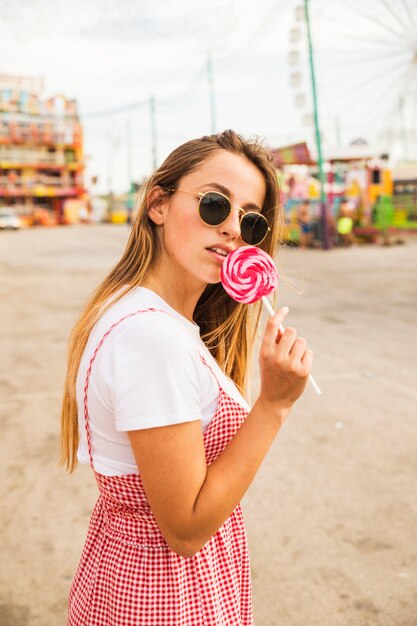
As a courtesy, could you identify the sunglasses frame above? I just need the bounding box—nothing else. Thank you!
[168,188,270,246]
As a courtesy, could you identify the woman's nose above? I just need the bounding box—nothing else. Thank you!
[218,207,241,240]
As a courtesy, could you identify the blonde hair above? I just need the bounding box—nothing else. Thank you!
[61,130,283,472]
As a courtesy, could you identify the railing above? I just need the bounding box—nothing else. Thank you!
[0,147,74,166]
[0,176,73,186]
[0,120,82,147]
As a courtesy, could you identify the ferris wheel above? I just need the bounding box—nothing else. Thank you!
[287,0,417,161]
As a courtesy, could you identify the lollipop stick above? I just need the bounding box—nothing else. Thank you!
[261,296,322,395]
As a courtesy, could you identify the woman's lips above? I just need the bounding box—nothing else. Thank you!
[206,247,229,262]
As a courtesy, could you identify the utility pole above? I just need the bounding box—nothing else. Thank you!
[149,95,158,171]
[207,49,217,134]
[126,116,134,224]
[399,96,408,160]
[304,0,330,249]
[335,117,341,148]
[106,131,114,216]
[126,116,133,188]
[107,132,113,193]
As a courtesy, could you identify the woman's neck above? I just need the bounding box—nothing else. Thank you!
[141,260,205,323]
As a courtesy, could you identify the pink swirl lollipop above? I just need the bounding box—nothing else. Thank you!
[221,246,322,395]
[221,246,278,304]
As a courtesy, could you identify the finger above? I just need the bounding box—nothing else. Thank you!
[289,336,307,362]
[262,307,289,355]
[274,326,297,357]
[301,348,314,373]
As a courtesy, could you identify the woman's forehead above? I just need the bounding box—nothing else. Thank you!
[183,151,266,204]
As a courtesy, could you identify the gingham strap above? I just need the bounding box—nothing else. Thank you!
[83,308,167,468]
[83,308,221,469]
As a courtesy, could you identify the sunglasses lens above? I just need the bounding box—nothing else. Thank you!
[199,192,231,226]
[240,212,269,245]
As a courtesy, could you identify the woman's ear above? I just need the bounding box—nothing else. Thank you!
[147,186,169,225]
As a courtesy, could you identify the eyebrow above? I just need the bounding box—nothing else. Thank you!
[198,182,262,213]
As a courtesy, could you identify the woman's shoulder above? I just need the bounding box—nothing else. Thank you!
[90,288,200,359]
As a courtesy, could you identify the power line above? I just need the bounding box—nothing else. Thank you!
[79,68,207,120]
[80,98,149,119]
[79,1,289,120]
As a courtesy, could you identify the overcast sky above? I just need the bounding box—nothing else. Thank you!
[1,0,416,193]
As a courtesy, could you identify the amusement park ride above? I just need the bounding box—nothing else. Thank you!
[277,0,417,242]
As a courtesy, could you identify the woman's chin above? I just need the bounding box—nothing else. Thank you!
[205,270,222,285]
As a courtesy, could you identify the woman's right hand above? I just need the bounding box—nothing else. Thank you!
[128,306,312,557]
[258,307,313,415]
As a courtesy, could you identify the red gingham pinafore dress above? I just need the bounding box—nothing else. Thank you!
[67,309,255,625]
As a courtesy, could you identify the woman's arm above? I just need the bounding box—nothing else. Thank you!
[128,307,312,557]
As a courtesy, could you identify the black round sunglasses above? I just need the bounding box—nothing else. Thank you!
[169,188,270,246]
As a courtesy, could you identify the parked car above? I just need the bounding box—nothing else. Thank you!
[0,208,21,230]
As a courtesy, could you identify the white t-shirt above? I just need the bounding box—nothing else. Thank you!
[76,287,250,476]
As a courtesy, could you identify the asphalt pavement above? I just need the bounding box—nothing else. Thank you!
[0,225,416,626]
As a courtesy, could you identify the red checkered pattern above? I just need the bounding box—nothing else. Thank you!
[68,309,254,625]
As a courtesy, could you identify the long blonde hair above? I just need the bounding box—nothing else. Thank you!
[61,130,283,472]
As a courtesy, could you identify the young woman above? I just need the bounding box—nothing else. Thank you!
[61,130,312,625]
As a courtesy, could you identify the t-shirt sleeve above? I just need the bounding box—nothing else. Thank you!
[102,313,203,432]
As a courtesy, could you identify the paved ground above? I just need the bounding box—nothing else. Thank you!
[0,224,416,626]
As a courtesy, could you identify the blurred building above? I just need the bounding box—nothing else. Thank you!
[392,161,417,229]
[272,141,393,213]
[271,141,400,244]
[0,74,85,225]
